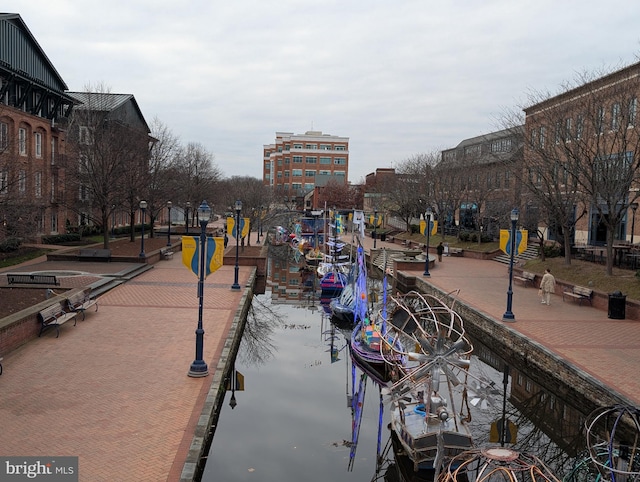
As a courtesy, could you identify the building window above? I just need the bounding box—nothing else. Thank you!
[292,183,302,189]
[292,156,303,163]
[305,157,317,164]
[284,144,290,151]
[597,106,605,134]
[319,157,331,164]
[629,98,637,127]
[576,115,584,139]
[334,158,346,165]
[320,144,331,150]
[491,138,511,152]
[504,170,510,188]
[0,122,7,150]
[539,127,546,148]
[565,117,572,141]
[35,172,42,197]
[79,126,92,145]
[18,128,27,155]
[305,170,315,177]
[319,170,331,175]
[293,143,303,149]
[335,145,346,151]
[18,170,26,193]
[292,169,302,177]
[51,213,58,233]
[0,171,7,194]
[51,138,56,165]
[611,103,621,130]
[305,144,317,149]
[284,170,290,178]
[554,121,561,144]
[285,157,290,164]
[334,171,345,176]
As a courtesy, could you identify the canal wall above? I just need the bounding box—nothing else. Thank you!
[180,268,256,482]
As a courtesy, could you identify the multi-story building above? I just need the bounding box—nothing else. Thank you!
[263,130,349,204]
[0,13,77,240]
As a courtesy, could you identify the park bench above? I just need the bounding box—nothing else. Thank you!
[7,273,59,285]
[0,356,3,375]
[160,247,174,260]
[65,290,98,321]
[77,248,111,262]
[514,271,536,287]
[562,285,594,306]
[37,302,78,338]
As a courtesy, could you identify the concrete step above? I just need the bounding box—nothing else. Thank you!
[493,245,539,265]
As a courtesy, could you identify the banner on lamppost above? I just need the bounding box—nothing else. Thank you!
[181,236,224,278]
[368,214,382,227]
[500,229,528,255]
[419,219,438,236]
[226,217,250,239]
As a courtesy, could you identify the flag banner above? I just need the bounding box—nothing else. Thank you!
[500,229,528,255]
[227,216,250,239]
[368,214,382,227]
[241,217,250,238]
[419,219,438,236]
[335,215,345,234]
[226,217,235,238]
[182,236,225,278]
[353,210,365,238]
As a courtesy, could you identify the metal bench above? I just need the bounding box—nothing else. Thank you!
[7,273,59,285]
[37,302,78,338]
[514,271,536,287]
[65,290,98,321]
[562,285,593,306]
[160,247,174,260]
[78,248,111,262]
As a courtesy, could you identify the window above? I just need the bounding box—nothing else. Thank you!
[565,118,572,141]
[285,157,290,164]
[292,183,302,189]
[490,138,511,152]
[304,183,314,189]
[305,170,315,177]
[79,126,92,145]
[277,171,282,178]
[629,98,637,126]
[319,157,331,164]
[292,156,303,163]
[611,103,621,130]
[504,170,510,188]
[292,169,302,177]
[319,170,331,176]
[320,144,331,150]
[51,138,56,165]
[464,145,481,157]
[293,143,303,149]
[0,122,7,150]
[18,128,26,155]
[284,144,290,151]
[51,213,58,233]
[576,115,584,139]
[334,158,346,165]
[305,144,317,149]
[597,106,605,134]
[35,172,42,197]
[335,145,346,151]
[334,171,346,177]
[18,170,26,193]
[284,170,290,178]
[554,121,561,144]
[305,156,317,164]
[0,171,7,194]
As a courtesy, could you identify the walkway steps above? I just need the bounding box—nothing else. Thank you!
[492,244,538,265]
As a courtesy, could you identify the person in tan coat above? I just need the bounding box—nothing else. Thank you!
[539,268,556,305]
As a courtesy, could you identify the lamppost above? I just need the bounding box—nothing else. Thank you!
[185,201,190,235]
[631,202,638,244]
[188,200,211,378]
[139,200,147,257]
[231,199,242,290]
[260,205,264,237]
[111,204,116,239]
[423,207,432,277]
[373,209,378,249]
[503,208,519,322]
[256,208,261,244]
[166,201,172,246]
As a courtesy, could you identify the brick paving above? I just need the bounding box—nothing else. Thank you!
[1,233,639,481]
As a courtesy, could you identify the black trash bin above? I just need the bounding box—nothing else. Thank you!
[608,291,626,319]
[380,233,386,242]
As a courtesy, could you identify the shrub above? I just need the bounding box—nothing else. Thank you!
[0,237,22,253]
[539,244,562,258]
[41,233,81,245]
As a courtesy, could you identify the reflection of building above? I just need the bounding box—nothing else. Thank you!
[263,131,350,202]
[267,251,316,303]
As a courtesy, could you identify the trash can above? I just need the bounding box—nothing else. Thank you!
[380,233,386,241]
[608,291,626,319]
[371,231,376,239]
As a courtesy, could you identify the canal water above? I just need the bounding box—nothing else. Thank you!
[201,250,586,482]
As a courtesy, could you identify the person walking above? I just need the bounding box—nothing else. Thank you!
[539,268,556,305]
[436,242,444,262]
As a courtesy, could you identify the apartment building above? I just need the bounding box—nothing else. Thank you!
[0,13,77,239]
[263,130,349,202]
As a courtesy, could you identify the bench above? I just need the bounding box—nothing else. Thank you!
[160,247,174,260]
[7,273,59,285]
[37,302,78,338]
[0,356,3,376]
[65,290,98,321]
[562,286,593,306]
[78,248,111,262]
[514,271,536,287]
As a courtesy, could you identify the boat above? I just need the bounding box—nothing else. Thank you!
[381,291,477,480]
[318,217,352,298]
[329,244,365,325]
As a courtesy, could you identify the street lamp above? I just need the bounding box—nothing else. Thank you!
[260,205,264,237]
[631,202,638,245]
[503,208,519,322]
[185,201,191,235]
[166,201,172,246]
[139,200,147,257]
[111,204,116,239]
[423,207,432,277]
[373,209,378,249]
[188,200,211,377]
[231,199,242,290]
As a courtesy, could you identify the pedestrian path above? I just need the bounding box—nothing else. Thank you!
[0,252,252,482]
[359,234,640,406]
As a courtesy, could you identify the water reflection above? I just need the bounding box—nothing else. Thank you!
[202,247,606,482]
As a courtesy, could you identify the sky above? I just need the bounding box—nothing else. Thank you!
[10,0,640,183]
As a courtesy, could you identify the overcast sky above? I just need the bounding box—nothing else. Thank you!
[12,0,640,182]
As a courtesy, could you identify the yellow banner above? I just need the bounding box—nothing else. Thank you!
[181,236,224,278]
[500,229,528,255]
[419,219,438,236]
[227,216,250,239]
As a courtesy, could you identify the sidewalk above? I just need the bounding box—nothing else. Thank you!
[359,233,640,406]
[0,252,253,482]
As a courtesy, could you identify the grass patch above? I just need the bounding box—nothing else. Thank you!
[0,248,51,269]
[525,257,640,299]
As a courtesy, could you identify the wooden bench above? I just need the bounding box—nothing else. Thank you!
[0,356,3,376]
[7,273,59,285]
[160,247,174,260]
[562,286,593,306]
[37,302,78,337]
[78,248,111,262]
[65,290,98,321]
[514,271,536,287]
